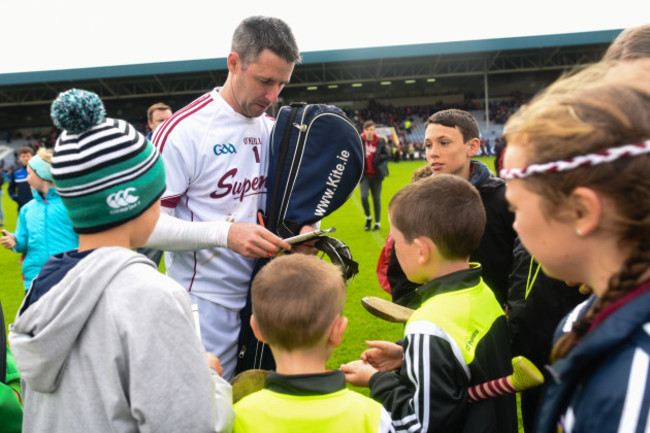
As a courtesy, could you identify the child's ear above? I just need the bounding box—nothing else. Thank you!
[466,137,481,157]
[328,316,348,349]
[568,187,602,236]
[250,315,266,343]
[413,237,433,265]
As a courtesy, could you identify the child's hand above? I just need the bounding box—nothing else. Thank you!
[361,340,403,371]
[206,352,223,376]
[1,230,16,249]
[340,360,377,387]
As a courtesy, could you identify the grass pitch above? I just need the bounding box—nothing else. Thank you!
[0,157,497,391]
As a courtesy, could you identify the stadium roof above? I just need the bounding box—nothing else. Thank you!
[0,26,631,129]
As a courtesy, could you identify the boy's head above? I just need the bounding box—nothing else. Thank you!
[251,254,347,353]
[49,88,165,235]
[388,174,486,283]
[18,146,34,166]
[424,109,480,179]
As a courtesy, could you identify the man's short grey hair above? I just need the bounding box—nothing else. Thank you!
[231,16,302,65]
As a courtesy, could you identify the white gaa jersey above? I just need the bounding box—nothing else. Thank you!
[152,88,273,310]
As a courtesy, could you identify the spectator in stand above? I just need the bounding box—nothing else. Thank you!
[8,146,34,212]
[360,120,391,232]
[145,102,172,140]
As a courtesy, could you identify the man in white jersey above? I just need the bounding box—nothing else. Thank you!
[151,16,303,380]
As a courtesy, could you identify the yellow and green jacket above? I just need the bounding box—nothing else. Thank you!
[370,265,517,433]
[234,370,394,432]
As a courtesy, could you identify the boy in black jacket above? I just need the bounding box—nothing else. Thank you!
[387,109,515,308]
[343,174,517,433]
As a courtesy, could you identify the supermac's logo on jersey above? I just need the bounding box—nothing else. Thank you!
[107,187,140,214]
[210,168,267,202]
[213,143,237,156]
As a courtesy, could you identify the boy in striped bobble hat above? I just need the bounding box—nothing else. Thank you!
[9,89,234,433]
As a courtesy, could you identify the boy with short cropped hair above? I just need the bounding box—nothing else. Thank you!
[9,89,233,433]
[234,254,394,433]
[342,174,517,433]
[8,146,35,211]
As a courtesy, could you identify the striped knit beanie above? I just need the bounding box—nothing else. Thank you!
[50,88,165,234]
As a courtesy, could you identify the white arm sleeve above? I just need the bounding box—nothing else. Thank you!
[210,371,235,433]
[145,212,232,251]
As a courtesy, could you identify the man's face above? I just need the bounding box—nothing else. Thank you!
[19,152,32,166]
[424,123,478,180]
[364,125,376,140]
[148,109,172,133]
[230,49,294,118]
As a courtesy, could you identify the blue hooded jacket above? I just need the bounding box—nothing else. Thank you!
[12,187,78,290]
[535,280,650,433]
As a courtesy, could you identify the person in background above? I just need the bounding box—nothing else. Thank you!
[145,102,172,140]
[387,109,515,308]
[1,148,78,291]
[360,120,390,231]
[8,146,34,212]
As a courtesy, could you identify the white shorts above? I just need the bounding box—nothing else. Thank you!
[189,293,241,381]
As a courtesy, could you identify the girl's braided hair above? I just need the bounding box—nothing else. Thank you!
[505,73,650,361]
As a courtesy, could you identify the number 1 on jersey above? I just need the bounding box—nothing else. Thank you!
[252,146,260,163]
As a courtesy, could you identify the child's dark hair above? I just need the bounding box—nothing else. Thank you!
[425,109,480,143]
[389,174,485,260]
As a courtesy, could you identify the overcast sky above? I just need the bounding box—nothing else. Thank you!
[2,0,648,74]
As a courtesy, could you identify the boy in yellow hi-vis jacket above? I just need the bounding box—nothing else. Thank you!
[342,174,517,433]
[234,254,394,433]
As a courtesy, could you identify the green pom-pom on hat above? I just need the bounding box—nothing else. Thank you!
[50,88,106,134]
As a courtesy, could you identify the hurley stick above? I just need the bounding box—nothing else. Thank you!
[361,297,545,401]
[468,356,544,402]
[361,296,413,323]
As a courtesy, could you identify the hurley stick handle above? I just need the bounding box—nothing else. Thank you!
[468,356,544,402]
[360,298,545,402]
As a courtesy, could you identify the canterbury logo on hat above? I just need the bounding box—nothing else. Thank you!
[107,188,139,209]
[50,88,166,234]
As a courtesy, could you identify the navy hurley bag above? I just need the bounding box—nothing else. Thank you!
[235,102,364,374]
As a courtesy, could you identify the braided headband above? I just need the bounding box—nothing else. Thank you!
[500,140,650,180]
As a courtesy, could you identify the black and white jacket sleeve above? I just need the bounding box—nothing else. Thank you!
[369,330,469,433]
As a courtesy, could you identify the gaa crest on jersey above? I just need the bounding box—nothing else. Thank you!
[213,143,237,156]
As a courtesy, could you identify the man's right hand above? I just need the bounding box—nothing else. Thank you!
[1,230,16,249]
[227,223,292,259]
